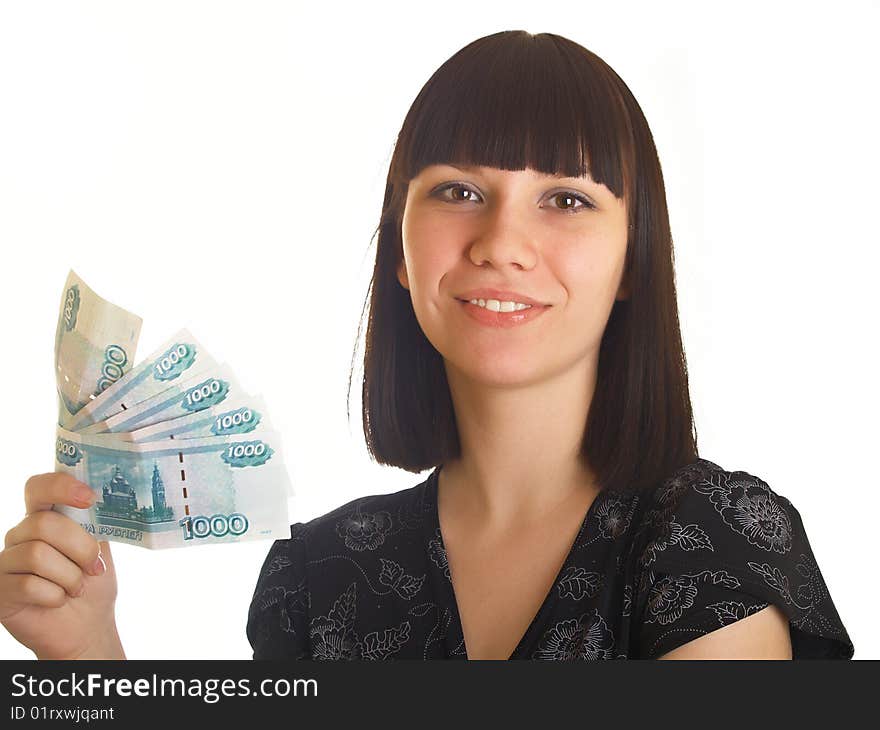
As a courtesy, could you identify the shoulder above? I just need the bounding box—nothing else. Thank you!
[636,457,800,574]
[295,475,430,556]
[246,472,434,659]
[631,457,854,659]
[251,471,432,591]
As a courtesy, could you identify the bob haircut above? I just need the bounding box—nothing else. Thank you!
[349,30,699,496]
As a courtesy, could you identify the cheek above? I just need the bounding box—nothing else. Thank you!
[402,221,461,293]
[552,257,611,302]
[551,232,626,302]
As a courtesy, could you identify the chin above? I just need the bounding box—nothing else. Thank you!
[445,356,548,389]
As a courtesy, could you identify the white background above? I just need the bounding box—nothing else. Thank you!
[0,0,876,660]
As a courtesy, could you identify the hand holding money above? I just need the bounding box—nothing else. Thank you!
[0,473,124,659]
[2,270,293,659]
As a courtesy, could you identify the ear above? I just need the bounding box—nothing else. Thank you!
[396,256,410,291]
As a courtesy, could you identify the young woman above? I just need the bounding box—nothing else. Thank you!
[0,31,855,661]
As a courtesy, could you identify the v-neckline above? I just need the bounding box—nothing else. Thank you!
[423,464,607,660]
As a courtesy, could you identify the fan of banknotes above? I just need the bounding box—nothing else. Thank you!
[52,270,293,549]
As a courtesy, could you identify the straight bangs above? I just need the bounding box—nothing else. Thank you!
[388,32,636,222]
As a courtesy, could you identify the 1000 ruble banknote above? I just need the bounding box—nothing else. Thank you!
[55,270,142,428]
[54,426,292,549]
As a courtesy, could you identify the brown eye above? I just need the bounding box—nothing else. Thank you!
[554,193,576,210]
[549,191,593,213]
[435,184,480,203]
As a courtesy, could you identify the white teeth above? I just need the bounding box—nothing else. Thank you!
[468,298,531,312]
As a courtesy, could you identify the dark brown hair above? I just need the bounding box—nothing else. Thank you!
[347,30,698,496]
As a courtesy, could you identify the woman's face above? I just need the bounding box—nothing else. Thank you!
[398,163,629,387]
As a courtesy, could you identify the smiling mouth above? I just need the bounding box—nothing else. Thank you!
[455,298,551,328]
[456,298,533,312]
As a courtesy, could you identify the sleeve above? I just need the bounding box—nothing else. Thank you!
[246,522,311,660]
[634,468,855,660]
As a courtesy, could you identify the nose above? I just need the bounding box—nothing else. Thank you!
[467,212,538,272]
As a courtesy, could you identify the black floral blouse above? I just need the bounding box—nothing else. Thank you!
[246,457,854,660]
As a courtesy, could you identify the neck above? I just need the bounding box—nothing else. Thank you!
[439,357,599,531]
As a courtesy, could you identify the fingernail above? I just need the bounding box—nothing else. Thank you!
[88,549,106,576]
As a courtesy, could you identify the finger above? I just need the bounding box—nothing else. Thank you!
[4,511,102,574]
[0,540,85,598]
[0,573,67,611]
[24,473,95,515]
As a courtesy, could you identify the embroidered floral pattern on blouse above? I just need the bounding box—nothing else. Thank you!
[643,569,741,626]
[557,566,603,601]
[247,547,311,655]
[247,459,855,660]
[693,470,793,553]
[595,493,637,540]
[747,552,846,639]
[530,608,617,660]
[378,558,426,600]
[335,506,393,551]
[621,584,632,617]
[309,581,413,660]
[264,554,291,576]
[427,527,451,580]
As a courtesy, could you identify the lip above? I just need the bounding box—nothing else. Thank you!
[455,298,551,329]
[456,288,549,307]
